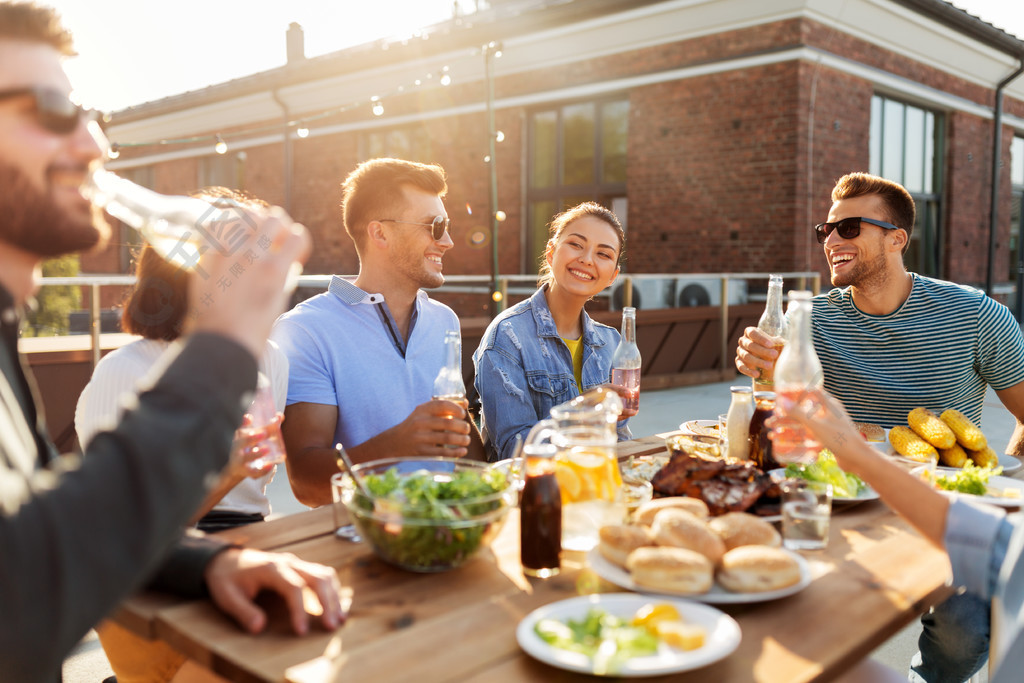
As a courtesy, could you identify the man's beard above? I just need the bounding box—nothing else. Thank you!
[0,160,109,257]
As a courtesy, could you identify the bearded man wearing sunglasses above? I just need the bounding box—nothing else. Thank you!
[272,157,485,508]
[0,5,355,681]
[736,171,1024,683]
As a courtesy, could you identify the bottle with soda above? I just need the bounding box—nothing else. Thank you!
[433,330,466,421]
[754,274,787,393]
[749,391,781,471]
[771,291,824,464]
[609,307,641,417]
[520,443,561,578]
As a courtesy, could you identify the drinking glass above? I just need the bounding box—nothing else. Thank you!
[781,480,832,550]
[330,472,362,541]
[237,376,286,473]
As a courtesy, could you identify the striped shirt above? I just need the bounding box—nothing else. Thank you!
[811,274,1024,428]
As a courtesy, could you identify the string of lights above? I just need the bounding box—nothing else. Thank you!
[106,63,457,159]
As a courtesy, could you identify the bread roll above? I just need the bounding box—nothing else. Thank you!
[854,422,886,443]
[633,496,710,526]
[708,512,781,550]
[716,546,801,593]
[626,546,713,594]
[650,509,726,564]
[598,524,654,568]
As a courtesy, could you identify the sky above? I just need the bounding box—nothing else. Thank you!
[43,0,1024,113]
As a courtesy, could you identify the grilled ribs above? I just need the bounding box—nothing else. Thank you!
[651,447,778,516]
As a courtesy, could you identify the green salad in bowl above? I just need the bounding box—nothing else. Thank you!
[338,457,514,572]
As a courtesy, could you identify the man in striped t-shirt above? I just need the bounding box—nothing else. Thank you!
[736,172,1024,683]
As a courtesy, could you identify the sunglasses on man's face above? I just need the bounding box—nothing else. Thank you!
[377,215,451,241]
[0,86,98,135]
[814,216,902,244]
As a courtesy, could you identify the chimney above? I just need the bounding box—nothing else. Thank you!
[286,22,305,63]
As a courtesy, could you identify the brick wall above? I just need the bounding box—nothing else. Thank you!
[94,16,1024,319]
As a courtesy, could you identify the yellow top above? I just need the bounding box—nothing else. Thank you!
[562,336,584,392]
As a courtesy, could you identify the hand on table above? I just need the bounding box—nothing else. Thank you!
[735,326,783,380]
[203,548,345,635]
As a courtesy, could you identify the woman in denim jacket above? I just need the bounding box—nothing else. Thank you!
[473,202,630,461]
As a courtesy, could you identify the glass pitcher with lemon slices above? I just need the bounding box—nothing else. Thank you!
[524,387,626,552]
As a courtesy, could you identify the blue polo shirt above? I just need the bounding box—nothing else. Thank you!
[271,276,460,449]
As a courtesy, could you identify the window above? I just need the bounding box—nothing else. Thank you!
[361,126,433,163]
[119,166,152,272]
[525,98,628,272]
[198,152,243,189]
[869,95,943,277]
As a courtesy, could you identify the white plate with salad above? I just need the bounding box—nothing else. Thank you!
[768,451,879,504]
[934,473,1024,507]
[517,593,741,677]
[586,548,811,604]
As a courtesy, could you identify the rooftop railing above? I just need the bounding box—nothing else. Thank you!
[37,271,821,370]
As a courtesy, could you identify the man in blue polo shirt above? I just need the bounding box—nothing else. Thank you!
[736,172,1024,683]
[273,158,485,507]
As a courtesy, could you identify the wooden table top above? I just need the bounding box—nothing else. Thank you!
[113,433,956,683]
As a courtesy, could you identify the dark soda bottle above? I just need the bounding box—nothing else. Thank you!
[749,391,781,472]
[520,445,561,577]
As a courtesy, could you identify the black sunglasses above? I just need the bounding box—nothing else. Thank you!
[378,215,451,241]
[814,216,902,244]
[0,86,98,135]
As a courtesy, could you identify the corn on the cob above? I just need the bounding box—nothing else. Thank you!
[907,408,956,449]
[967,446,999,469]
[938,443,968,468]
[889,426,939,461]
[939,410,988,450]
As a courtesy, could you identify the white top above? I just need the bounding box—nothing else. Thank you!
[75,338,289,517]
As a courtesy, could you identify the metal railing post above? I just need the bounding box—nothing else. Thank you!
[720,276,729,372]
[90,283,101,369]
[496,278,508,314]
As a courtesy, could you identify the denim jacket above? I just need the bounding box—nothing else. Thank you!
[472,286,632,462]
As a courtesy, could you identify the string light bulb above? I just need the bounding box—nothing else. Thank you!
[214,135,227,154]
[495,130,505,143]
[296,123,309,138]
[371,96,384,117]
[107,142,120,160]
[495,210,507,222]
[439,66,452,86]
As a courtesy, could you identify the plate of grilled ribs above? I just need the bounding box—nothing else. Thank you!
[647,436,784,521]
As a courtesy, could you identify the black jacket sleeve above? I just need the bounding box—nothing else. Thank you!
[0,333,257,682]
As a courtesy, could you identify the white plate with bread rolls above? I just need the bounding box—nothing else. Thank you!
[517,593,741,677]
[591,500,811,604]
[588,547,811,604]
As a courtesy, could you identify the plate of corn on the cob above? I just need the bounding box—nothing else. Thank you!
[884,407,1020,473]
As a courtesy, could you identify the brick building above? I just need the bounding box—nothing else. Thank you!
[92,0,1024,317]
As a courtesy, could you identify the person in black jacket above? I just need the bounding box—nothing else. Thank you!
[0,3,343,681]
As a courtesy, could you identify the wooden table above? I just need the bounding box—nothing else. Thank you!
[113,434,955,683]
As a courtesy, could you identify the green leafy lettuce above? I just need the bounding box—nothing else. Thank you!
[783,450,865,498]
[534,608,659,675]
